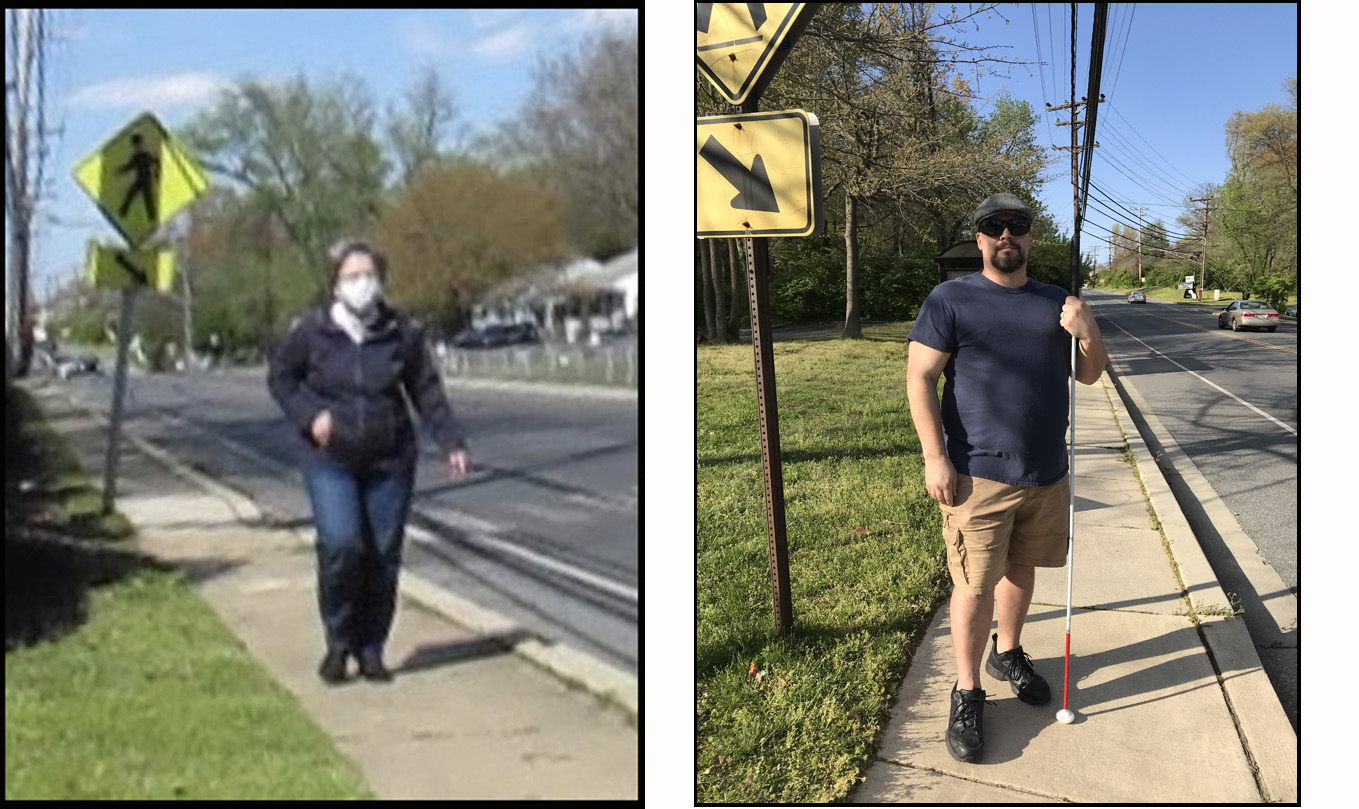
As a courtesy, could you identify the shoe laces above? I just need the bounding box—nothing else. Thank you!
[953,690,995,728]
[1001,647,1038,684]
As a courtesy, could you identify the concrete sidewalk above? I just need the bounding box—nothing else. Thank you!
[26,381,637,800]
[854,371,1297,804]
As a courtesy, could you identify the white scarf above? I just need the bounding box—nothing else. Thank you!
[331,301,371,345]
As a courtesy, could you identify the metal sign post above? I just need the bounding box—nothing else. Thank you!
[697,4,821,631]
[102,286,138,515]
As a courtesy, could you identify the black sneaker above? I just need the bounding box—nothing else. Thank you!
[945,684,993,763]
[357,650,393,683]
[985,633,1051,705]
[318,649,349,685]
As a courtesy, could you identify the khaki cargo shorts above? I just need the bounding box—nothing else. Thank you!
[940,474,1070,595]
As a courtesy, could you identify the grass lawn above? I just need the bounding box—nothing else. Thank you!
[696,323,951,802]
[5,386,373,800]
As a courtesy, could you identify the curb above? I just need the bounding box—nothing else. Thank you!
[36,386,638,722]
[1101,361,1297,802]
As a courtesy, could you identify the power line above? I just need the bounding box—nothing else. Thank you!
[1088,183,1201,241]
[1031,4,1058,150]
[1106,3,1136,99]
[1096,124,1199,200]
[1105,101,1200,188]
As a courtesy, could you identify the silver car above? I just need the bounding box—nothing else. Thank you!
[1217,300,1279,332]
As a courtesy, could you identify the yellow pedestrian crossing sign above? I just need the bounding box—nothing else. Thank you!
[72,112,210,249]
[86,242,177,293]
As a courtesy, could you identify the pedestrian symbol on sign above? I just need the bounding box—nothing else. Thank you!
[72,111,209,250]
[118,133,161,222]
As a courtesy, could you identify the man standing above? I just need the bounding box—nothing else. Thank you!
[906,193,1107,763]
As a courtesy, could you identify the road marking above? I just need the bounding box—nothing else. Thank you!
[406,521,639,604]
[1097,312,1298,436]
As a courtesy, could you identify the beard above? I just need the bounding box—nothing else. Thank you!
[990,242,1027,273]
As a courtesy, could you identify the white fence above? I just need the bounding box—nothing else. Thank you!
[436,339,637,388]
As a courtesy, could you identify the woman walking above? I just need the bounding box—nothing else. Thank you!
[268,239,469,684]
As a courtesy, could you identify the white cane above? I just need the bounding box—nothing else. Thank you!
[1056,322,1078,724]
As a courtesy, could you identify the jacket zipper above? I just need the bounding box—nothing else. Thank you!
[354,338,365,443]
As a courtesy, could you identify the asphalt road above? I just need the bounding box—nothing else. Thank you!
[57,367,639,672]
[1087,290,1298,590]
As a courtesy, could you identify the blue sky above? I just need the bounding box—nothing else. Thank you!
[965,3,1298,261]
[6,8,636,299]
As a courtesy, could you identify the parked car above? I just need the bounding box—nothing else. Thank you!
[1127,290,1146,304]
[449,322,539,349]
[1217,300,1279,332]
[48,352,101,380]
[1283,305,1298,319]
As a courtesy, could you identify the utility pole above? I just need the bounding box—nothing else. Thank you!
[1134,206,1144,287]
[7,9,38,376]
[1052,97,1102,293]
[1191,196,1215,300]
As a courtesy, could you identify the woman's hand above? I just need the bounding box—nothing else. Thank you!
[448,448,469,479]
[310,410,333,447]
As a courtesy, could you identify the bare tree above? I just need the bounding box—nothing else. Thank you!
[386,64,465,188]
[509,23,638,259]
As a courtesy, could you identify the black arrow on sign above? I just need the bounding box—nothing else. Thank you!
[699,135,780,213]
[114,252,150,286]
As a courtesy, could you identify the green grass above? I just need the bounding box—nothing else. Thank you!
[5,386,373,800]
[696,323,951,802]
[5,570,375,800]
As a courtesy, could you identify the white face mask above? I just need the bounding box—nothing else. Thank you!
[335,273,382,316]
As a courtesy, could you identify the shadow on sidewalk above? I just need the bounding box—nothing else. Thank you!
[398,629,535,674]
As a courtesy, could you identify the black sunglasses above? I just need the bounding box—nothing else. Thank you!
[977,217,1032,238]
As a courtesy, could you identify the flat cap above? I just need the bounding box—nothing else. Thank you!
[971,193,1034,228]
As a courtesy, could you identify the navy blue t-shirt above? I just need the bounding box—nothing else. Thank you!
[908,272,1073,487]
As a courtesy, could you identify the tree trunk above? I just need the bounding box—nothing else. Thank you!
[727,238,744,341]
[710,238,728,343]
[699,238,716,341]
[841,193,862,339]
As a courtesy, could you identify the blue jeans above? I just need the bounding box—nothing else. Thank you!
[303,456,415,659]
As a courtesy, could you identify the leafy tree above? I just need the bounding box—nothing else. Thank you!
[1141,219,1169,261]
[373,161,569,334]
[181,73,389,297]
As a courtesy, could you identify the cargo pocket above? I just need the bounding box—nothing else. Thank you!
[952,529,971,586]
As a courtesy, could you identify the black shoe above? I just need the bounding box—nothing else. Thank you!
[318,649,349,685]
[985,633,1051,705]
[946,683,993,763]
[357,650,393,682]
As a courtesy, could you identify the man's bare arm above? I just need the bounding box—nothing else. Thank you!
[906,340,956,506]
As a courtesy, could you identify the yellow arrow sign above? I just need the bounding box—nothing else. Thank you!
[696,3,813,105]
[697,109,822,238]
[86,242,177,293]
[72,112,210,249]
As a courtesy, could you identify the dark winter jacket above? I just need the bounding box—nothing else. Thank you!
[267,303,466,471]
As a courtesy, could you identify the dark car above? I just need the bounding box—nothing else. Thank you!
[1127,290,1146,304]
[48,352,101,380]
[1217,300,1279,332]
[450,322,539,349]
